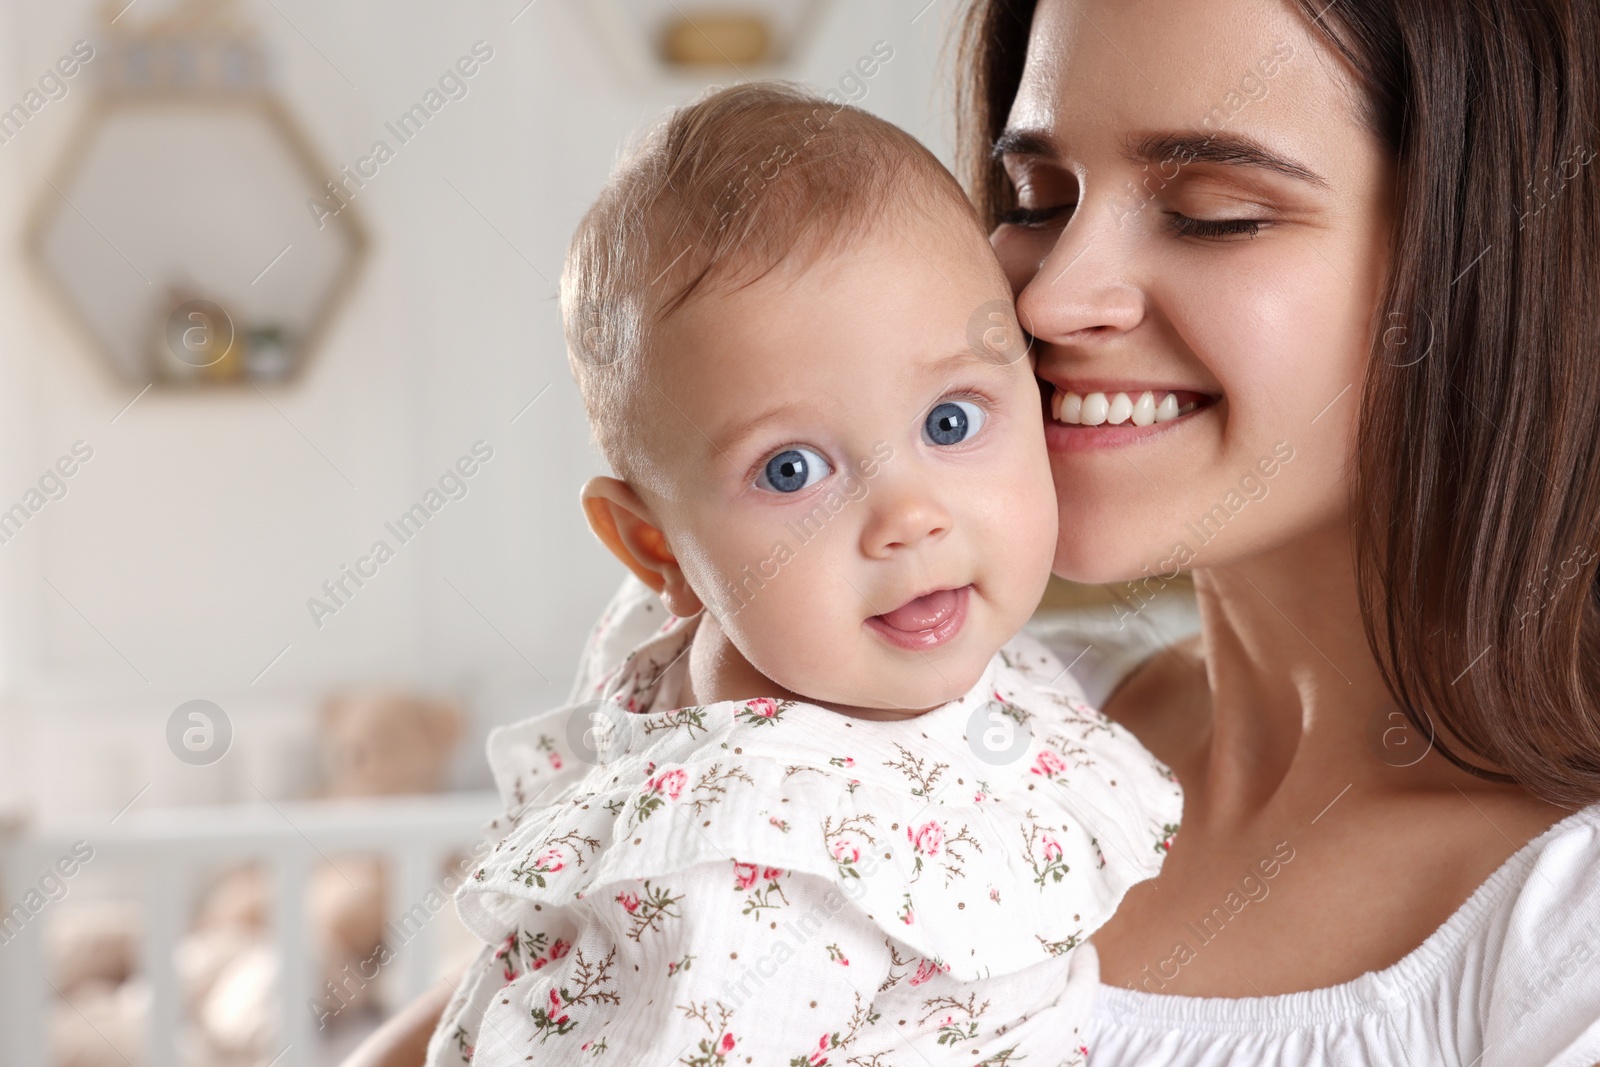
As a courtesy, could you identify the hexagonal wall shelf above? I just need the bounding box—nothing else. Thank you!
[29,0,364,387]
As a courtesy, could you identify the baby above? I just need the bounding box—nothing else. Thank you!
[426,82,1181,1067]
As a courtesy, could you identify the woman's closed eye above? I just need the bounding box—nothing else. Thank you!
[1001,201,1265,240]
[755,446,832,493]
[1167,212,1263,240]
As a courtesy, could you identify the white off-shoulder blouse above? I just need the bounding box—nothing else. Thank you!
[562,577,1600,1067]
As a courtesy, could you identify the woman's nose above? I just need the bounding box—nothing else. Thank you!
[859,481,952,559]
[1013,212,1147,346]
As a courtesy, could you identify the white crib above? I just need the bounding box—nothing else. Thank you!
[0,790,500,1067]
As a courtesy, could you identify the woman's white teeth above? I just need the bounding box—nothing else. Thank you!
[1052,389,1196,425]
[1131,391,1157,426]
[1080,392,1109,425]
[1051,391,1082,423]
[1106,392,1133,425]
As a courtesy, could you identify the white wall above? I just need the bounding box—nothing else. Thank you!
[0,0,965,820]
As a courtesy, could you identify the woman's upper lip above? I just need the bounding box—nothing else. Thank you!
[1037,376,1221,400]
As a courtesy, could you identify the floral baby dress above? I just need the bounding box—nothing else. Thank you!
[426,609,1182,1067]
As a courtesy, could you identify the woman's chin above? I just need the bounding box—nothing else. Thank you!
[1051,540,1188,588]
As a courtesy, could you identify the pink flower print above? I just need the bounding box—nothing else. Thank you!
[831,840,860,865]
[909,958,950,986]
[808,1033,831,1065]
[502,962,519,983]
[719,1032,737,1054]
[989,887,1001,903]
[535,848,566,873]
[549,938,570,960]
[616,890,641,913]
[1042,835,1063,862]
[746,698,779,719]
[531,957,547,970]
[547,988,570,1026]
[548,751,563,770]
[907,820,943,856]
[1032,749,1068,777]
[733,861,760,890]
[761,866,782,881]
[974,791,985,803]
[649,768,688,799]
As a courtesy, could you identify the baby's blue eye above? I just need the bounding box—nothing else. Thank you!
[757,447,832,493]
[924,400,985,446]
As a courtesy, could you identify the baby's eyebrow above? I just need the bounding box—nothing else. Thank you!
[928,344,1026,376]
[714,400,809,456]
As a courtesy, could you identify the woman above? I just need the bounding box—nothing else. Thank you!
[967,0,1600,1061]
[350,0,1600,1062]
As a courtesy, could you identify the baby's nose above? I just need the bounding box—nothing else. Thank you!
[859,485,951,558]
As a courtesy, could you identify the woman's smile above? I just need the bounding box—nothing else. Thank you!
[1037,378,1222,453]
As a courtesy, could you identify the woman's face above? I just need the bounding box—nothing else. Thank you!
[993,0,1395,584]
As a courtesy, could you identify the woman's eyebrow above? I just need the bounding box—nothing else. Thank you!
[992,126,1329,189]
[991,127,1057,162]
[1126,130,1329,187]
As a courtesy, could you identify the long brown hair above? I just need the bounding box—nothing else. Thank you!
[957,0,1600,807]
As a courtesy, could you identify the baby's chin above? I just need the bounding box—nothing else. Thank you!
[775,648,996,717]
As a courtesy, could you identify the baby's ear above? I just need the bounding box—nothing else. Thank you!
[580,477,704,617]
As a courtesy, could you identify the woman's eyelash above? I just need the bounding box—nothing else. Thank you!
[1168,213,1262,239]
[1001,204,1262,240]
[998,204,1073,228]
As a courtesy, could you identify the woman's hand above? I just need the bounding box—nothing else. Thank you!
[338,973,456,1067]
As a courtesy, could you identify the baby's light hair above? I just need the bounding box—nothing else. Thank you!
[560,80,984,482]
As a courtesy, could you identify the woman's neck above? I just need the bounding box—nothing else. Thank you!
[1182,518,1414,823]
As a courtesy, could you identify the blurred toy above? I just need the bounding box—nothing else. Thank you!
[319,688,465,797]
[47,901,148,1067]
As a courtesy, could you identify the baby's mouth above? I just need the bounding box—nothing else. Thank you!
[866,585,971,651]
[1046,386,1217,426]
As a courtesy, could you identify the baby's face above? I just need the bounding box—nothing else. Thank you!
[646,213,1058,713]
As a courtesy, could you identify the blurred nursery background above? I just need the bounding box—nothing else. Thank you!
[0,1,1193,1064]
[0,2,960,1067]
